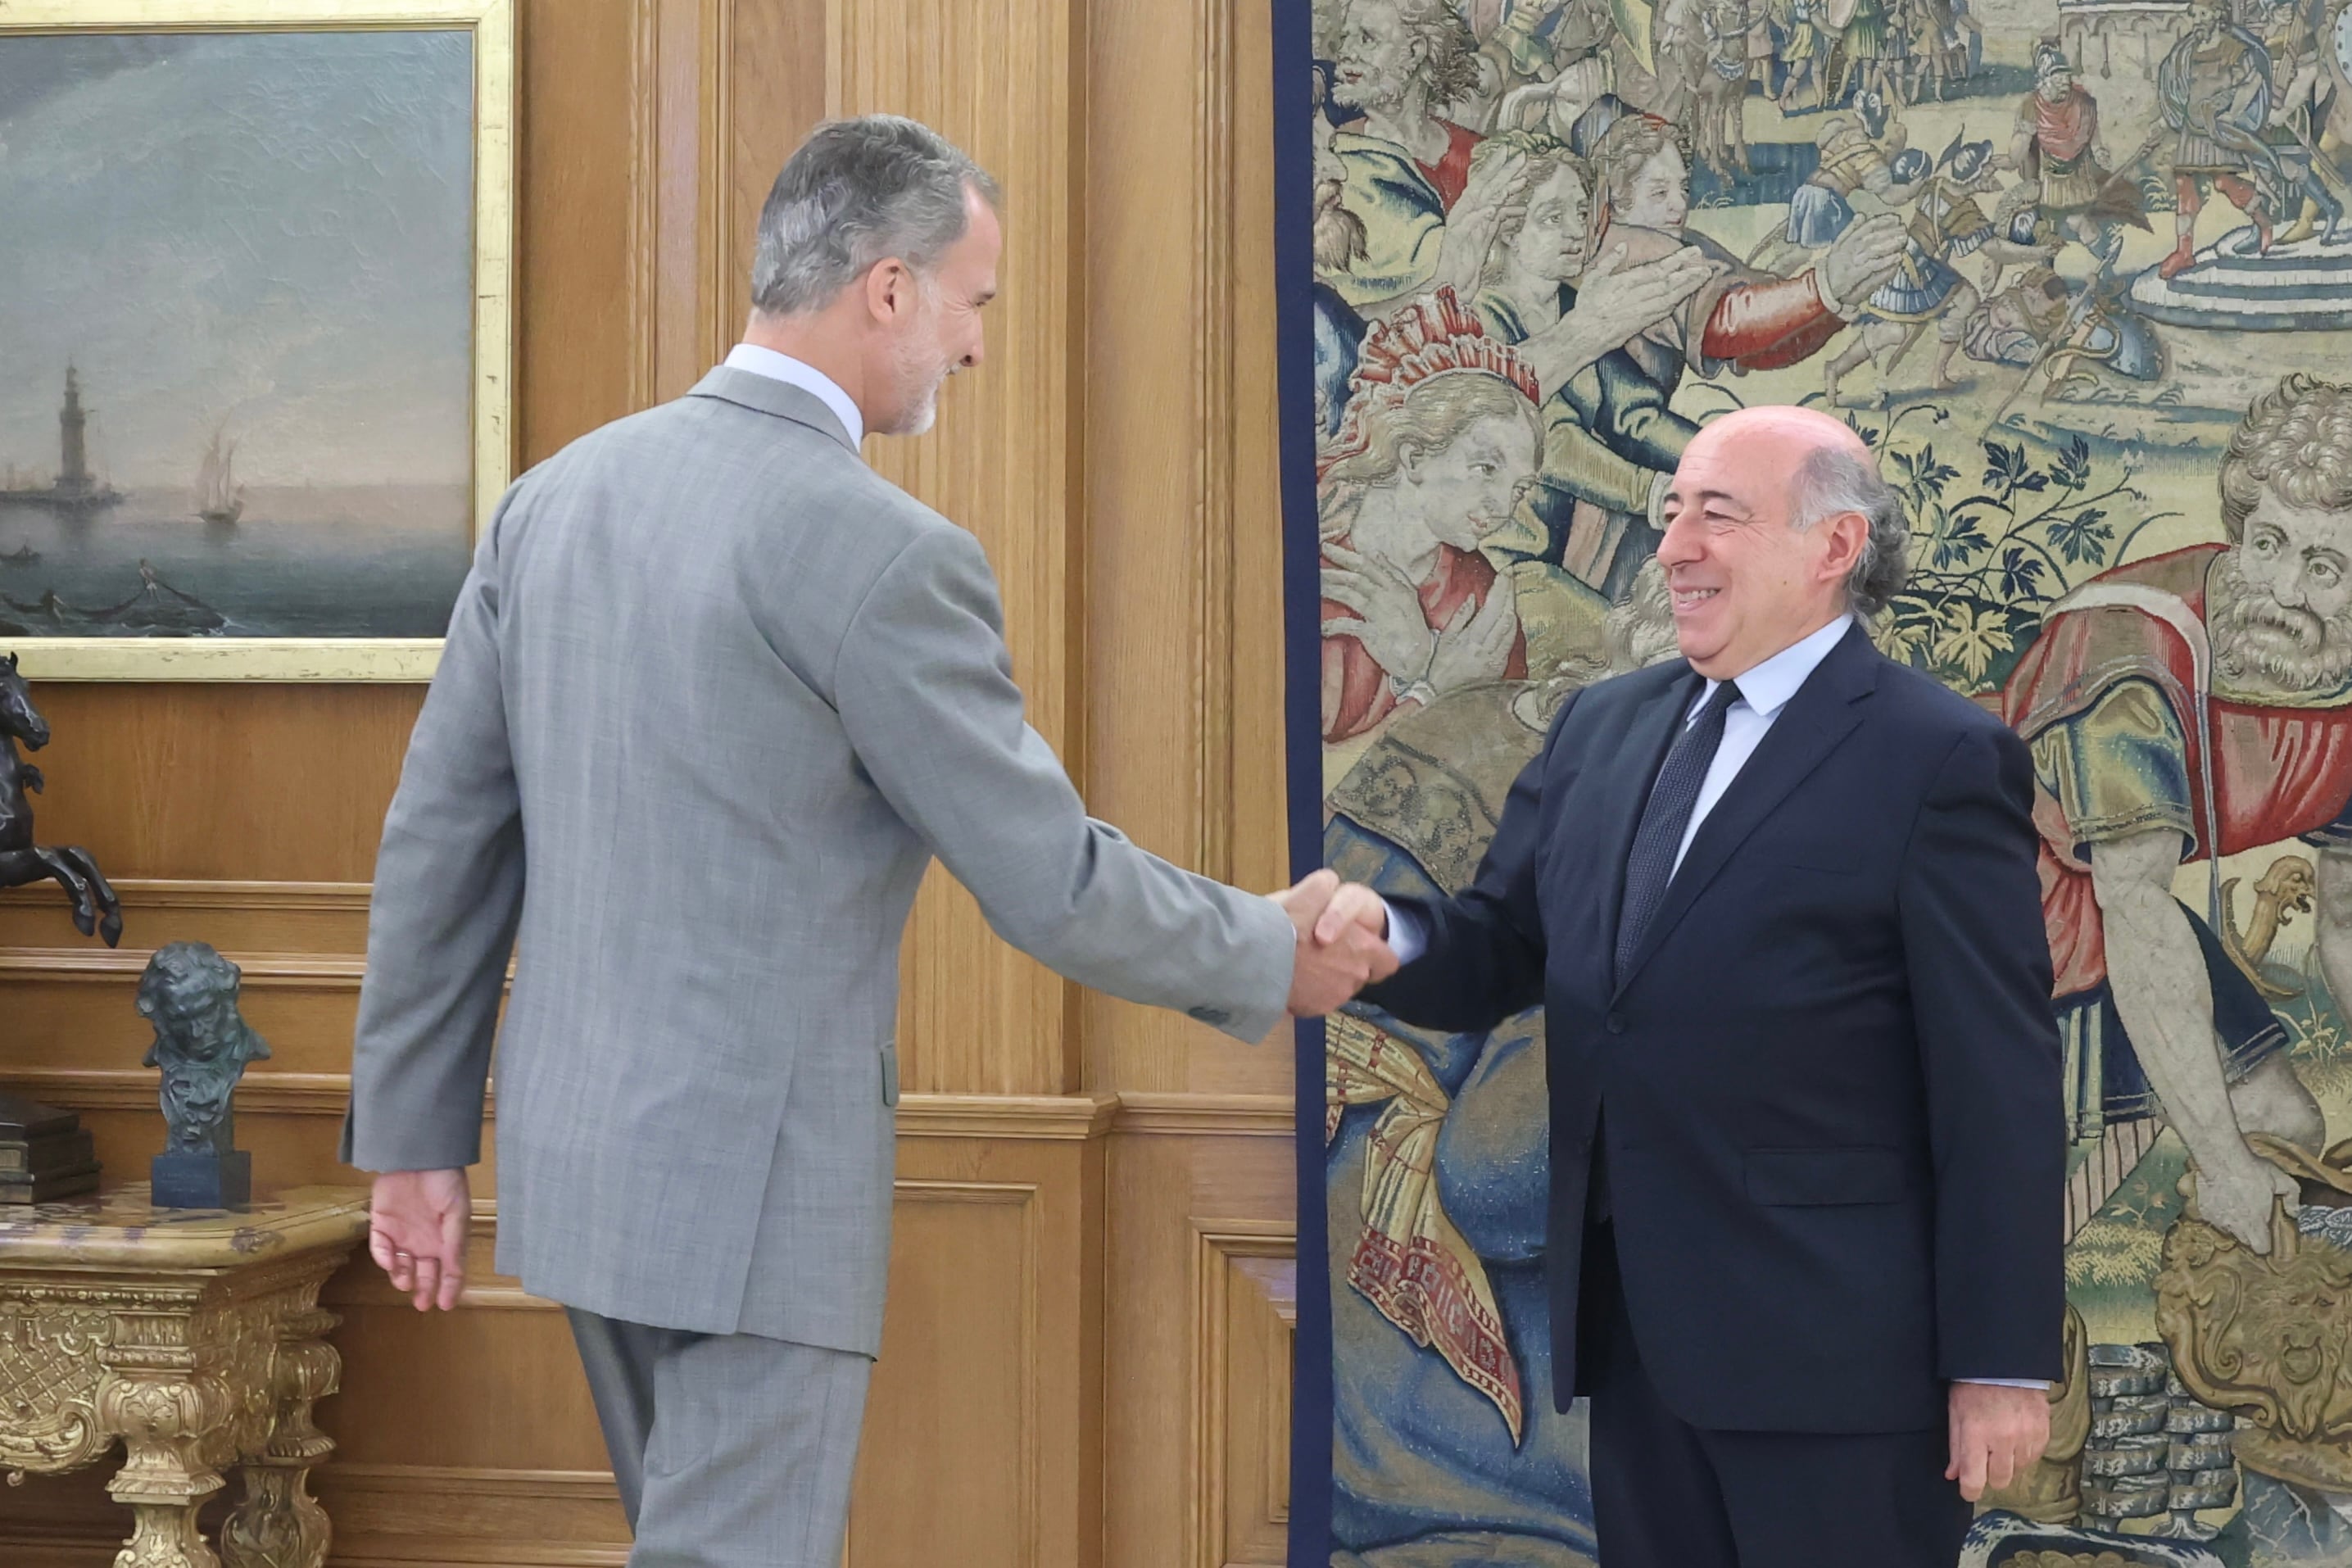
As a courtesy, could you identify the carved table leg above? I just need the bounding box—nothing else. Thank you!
[97,1364,236,1568]
[220,1304,339,1568]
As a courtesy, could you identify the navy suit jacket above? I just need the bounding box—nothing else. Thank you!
[1363,623,2064,1434]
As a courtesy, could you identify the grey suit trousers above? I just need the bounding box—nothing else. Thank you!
[569,1309,872,1567]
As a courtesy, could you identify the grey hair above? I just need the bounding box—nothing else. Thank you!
[750,115,1000,316]
[1789,442,1909,617]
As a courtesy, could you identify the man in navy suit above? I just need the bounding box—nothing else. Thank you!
[1307,406,2063,1567]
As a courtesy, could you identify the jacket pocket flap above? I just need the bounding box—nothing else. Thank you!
[1743,1145,1912,1206]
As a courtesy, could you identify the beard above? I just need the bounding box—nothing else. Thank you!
[2212,547,2352,693]
[876,325,955,438]
[1330,65,1403,116]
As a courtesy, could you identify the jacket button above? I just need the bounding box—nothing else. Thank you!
[1606,1015,1625,1035]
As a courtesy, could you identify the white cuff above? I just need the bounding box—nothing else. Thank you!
[1380,899,1428,965]
[1956,1378,2051,1390]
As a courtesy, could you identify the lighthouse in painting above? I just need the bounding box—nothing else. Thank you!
[0,367,123,516]
[57,365,90,493]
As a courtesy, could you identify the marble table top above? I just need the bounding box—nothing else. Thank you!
[0,1184,369,1270]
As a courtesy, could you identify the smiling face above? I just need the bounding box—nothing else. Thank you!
[2214,492,2352,691]
[1656,415,1868,678]
[1403,409,1541,551]
[1507,161,1597,284]
[1331,0,1416,114]
[868,187,999,437]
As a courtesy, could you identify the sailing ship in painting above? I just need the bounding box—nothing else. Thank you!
[193,428,243,529]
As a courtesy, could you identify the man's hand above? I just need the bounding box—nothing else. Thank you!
[1273,869,1400,1017]
[1520,241,1717,390]
[369,1167,472,1312]
[1946,1382,2051,1502]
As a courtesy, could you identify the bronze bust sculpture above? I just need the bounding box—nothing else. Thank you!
[138,941,270,1208]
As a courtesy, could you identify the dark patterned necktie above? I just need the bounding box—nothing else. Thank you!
[1614,680,1743,986]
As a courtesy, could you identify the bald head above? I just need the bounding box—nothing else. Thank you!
[1656,405,1905,678]
[1685,405,1872,490]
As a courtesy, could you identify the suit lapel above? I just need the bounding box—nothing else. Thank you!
[1611,626,1881,998]
[1593,668,1705,990]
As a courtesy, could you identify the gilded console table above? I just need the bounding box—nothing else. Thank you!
[0,1184,369,1568]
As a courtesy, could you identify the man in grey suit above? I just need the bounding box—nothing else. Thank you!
[344,115,1394,1566]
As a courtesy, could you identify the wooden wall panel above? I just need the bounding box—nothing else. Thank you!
[827,0,1084,1098]
[1198,1230,1297,1568]
[1085,0,1302,1555]
[0,0,1293,1562]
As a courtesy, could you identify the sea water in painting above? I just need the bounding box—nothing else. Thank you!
[1308,0,2352,1561]
[0,29,474,640]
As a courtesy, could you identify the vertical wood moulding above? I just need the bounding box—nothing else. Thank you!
[650,0,709,398]
[701,0,737,367]
[628,0,662,409]
[1193,0,1237,884]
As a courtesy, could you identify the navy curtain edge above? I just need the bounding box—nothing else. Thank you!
[1271,2,1335,1562]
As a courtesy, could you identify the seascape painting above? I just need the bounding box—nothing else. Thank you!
[0,16,506,676]
[1289,0,2352,1561]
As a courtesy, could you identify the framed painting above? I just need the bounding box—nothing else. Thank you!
[0,0,513,681]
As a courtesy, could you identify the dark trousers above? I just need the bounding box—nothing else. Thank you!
[1578,1221,1971,1568]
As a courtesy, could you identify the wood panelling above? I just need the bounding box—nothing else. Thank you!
[1197,1230,1297,1568]
[1087,0,1301,1555]
[0,0,1300,1563]
[1105,1130,1298,1568]
[829,0,1085,1099]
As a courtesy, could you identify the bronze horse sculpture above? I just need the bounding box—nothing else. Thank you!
[0,651,121,945]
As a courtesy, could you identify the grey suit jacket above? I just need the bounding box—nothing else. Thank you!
[342,366,1296,1353]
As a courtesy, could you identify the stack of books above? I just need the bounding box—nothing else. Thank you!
[0,1092,102,1203]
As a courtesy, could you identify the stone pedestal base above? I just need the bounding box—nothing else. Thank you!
[152,1152,252,1212]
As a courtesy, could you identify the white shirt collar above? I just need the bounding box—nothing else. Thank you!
[1695,614,1856,720]
[723,343,865,447]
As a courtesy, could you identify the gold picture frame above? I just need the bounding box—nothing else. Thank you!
[0,0,514,682]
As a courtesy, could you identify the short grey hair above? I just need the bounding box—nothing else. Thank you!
[750,115,1000,316]
[1789,443,1908,617]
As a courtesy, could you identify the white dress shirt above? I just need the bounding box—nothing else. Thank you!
[723,343,865,447]
[1375,615,2044,1389]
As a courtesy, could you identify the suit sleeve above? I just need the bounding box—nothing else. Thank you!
[1356,691,1572,1034]
[1898,723,2066,1383]
[342,488,528,1172]
[833,527,1295,1041]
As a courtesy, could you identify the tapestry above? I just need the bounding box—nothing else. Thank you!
[1276,0,2352,1562]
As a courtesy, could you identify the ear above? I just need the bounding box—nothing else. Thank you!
[864,257,920,324]
[1396,438,1427,480]
[1817,508,1871,583]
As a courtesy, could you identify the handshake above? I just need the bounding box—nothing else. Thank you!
[1273,869,1400,1017]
